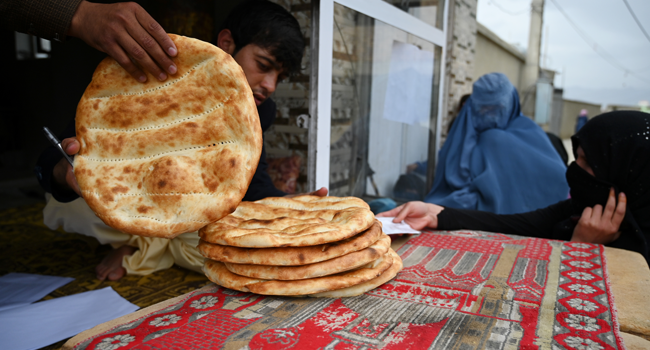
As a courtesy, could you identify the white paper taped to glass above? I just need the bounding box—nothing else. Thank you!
[383,41,434,126]
[376,217,421,235]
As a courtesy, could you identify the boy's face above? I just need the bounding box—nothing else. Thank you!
[232,44,287,106]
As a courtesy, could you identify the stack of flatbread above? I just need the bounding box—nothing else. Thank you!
[198,196,402,297]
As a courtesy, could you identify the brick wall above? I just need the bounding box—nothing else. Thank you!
[442,0,478,140]
[265,0,312,193]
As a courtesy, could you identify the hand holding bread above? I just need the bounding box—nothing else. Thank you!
[68,1,178,83]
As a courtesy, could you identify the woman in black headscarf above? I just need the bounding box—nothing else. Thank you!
[379,110,650,265]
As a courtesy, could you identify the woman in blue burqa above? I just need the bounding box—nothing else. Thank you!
[426,72,569,214]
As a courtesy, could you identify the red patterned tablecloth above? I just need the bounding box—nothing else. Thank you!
[64,230,624,349]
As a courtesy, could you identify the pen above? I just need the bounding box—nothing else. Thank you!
[43,126,74,167]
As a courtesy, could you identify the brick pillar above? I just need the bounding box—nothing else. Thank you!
[442,0,478,141]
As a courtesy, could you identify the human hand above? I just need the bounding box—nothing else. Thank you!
[285,187,329,198]
[376,201,444,230]
[571,188,626,244]
[68,1,178,83]
[52,137,82,197]
[406,163,418,174]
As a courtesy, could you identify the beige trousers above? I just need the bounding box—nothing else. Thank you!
[43,193,205,275]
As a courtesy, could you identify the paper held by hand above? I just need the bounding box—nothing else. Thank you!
[376,217,421,235]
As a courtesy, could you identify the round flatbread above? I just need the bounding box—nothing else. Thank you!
[309,248,402,298]
[74,34,262,238]
[198,220,383,265]
[224,234,391,280]
[200,197,375,247]
[253,195,370,211]
[203,250,394,296]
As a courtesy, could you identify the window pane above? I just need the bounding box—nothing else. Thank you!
[382,0,444,29]
[329,3,441,202]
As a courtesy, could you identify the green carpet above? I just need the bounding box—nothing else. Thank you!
[0,202,210,349]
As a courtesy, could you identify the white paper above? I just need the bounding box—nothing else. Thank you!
[0,273,74,312]
[383,41,435,126]
[0,287,139,350]
[377,217,421,235]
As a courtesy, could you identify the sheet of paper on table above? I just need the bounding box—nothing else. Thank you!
[0,272,74,312]
[376,217,421,235]
[0,287,139,350]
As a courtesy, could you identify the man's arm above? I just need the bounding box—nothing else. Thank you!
[68,1,178,82]
[242,145,287,201]
[243,99,287,201]
[1,0,178,82]
[0,0,82,42]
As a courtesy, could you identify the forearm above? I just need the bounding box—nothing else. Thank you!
[243,184,286,202]
[1,0,84,41]
[243,142,286,201]
[437,200,574,239]
[243,163,286,201]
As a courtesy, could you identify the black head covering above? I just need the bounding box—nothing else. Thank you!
[567,110,650,262]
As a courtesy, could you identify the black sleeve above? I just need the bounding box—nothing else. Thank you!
[34,118,80,202]
[243,146,286,201]
[242,98,286,201]
[0,0,83,41]
[437,200,575,240]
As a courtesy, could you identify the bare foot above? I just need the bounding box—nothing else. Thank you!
[96,245,137,281]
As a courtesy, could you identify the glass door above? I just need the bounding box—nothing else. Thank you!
[310,0,448,203]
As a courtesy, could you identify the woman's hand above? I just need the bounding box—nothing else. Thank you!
[571,188,626,244]
[377,201,444,230]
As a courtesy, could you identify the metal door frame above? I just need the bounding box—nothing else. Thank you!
[308,0,450,191]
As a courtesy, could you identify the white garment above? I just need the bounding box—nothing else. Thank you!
[43,193,205,275]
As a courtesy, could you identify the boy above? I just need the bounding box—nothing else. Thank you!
[36,0,326,281]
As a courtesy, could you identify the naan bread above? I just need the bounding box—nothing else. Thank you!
[203,260,266,293]
[197,221,383,265]
[200,197,375,247]
[310,248,402,298]
[74,34,262,238]
[253,195,370,211]
[224,234,391,280]
[203,250,393,295]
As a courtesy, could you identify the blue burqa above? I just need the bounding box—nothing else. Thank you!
[424,73,569,214]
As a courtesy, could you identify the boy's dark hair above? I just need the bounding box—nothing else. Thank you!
[220,0,305,76]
